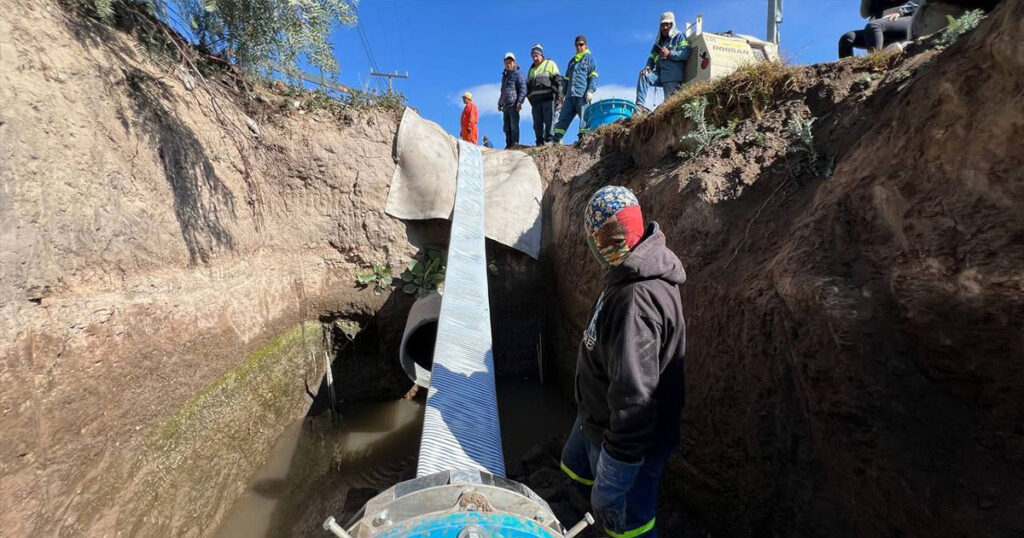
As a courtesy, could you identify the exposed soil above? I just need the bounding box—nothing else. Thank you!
[3,0,1022,536]
[0,0,419,534]
[534,1,1023,536]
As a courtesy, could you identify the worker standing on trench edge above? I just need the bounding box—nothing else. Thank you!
[553,35,598,144]
[526,43,562,146]
[636,11,691,112]
[498,52,527,149]
[560,186,687,538]
[460,91,479,144]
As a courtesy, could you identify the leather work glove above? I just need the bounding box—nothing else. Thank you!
[585,91,594,104]
[591,446,643,533]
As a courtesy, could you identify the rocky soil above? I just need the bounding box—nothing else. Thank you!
[534,1,1023,536]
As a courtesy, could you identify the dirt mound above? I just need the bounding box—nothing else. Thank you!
[535,1,1023,536]
[0,0,420,534]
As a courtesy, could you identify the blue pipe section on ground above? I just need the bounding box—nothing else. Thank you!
[375,513,556,538]
[416,140,506,478]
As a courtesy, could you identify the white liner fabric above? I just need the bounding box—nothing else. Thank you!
[417,141,505,478]
[386,107,542,259]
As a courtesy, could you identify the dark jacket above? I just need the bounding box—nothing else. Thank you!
[527,58,562,104]
[576,222,687,463]
[498,67,527,110]
[861,0,919,18]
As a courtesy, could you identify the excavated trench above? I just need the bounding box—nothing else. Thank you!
[3,0,1023,536]
[214,238,577,537]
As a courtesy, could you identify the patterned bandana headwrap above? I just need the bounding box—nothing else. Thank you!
[583,186,645,267]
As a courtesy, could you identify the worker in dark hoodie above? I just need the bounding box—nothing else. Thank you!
[636,11,691,111]
[560,186,687,538]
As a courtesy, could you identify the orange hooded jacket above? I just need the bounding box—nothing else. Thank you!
[460,101,479,144]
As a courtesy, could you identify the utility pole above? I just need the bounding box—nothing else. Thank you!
[766,0,783,45]
[370,71,409,92]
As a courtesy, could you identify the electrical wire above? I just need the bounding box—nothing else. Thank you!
[350,1,386,91]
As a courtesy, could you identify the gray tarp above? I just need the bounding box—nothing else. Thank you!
[385,108,543,259]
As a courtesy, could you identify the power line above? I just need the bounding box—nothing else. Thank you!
[392,0,409,91]
[350,1,386,91]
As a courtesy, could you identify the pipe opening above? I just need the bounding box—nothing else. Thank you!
[400,292,442,387]
[405,320,437,372]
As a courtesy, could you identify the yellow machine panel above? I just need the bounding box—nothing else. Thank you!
[683,32,780,85]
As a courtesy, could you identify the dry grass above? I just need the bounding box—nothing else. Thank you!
[655,61,805,126]
[852,48,902,72]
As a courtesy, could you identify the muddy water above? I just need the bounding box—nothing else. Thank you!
[215,377,574,537]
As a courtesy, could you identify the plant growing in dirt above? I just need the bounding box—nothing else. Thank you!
[939,10,985,46]
[401,249,447,297]
[398,250,499,297]
[677,97,735,159]
[356,264,394,295]
[786,115,818,167]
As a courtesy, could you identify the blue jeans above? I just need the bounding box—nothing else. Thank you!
[553,96,587,142]
[635,71,681,108]
[560,416,671,537]
[502,107,520,148]
[531,99,555,145]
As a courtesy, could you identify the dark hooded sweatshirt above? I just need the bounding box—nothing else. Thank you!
[576,222,687,463]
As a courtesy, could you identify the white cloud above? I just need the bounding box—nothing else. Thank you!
[452,83,531,116]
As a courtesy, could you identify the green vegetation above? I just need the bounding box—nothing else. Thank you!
[939,10,985,46]
[70,0,356,77]
[401,249,447,297]
[677,97,736,159]
[786,115,819,168]
[356,264,394,295]
[394,249,501,298]
[150,322,318,445]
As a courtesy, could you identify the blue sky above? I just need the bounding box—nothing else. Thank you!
[325,0,860,144]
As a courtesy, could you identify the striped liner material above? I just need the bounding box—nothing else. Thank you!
[416,141,506,478]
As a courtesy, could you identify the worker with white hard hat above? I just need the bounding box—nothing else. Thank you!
[498,51,526,149]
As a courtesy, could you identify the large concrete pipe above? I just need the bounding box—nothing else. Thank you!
[399,291,441,388]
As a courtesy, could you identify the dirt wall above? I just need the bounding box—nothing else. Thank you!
[0,0,420,534]
[536,1,1023,535]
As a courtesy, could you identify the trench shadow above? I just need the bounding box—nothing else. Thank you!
[62,13,237,264]
[122,67,236,264]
